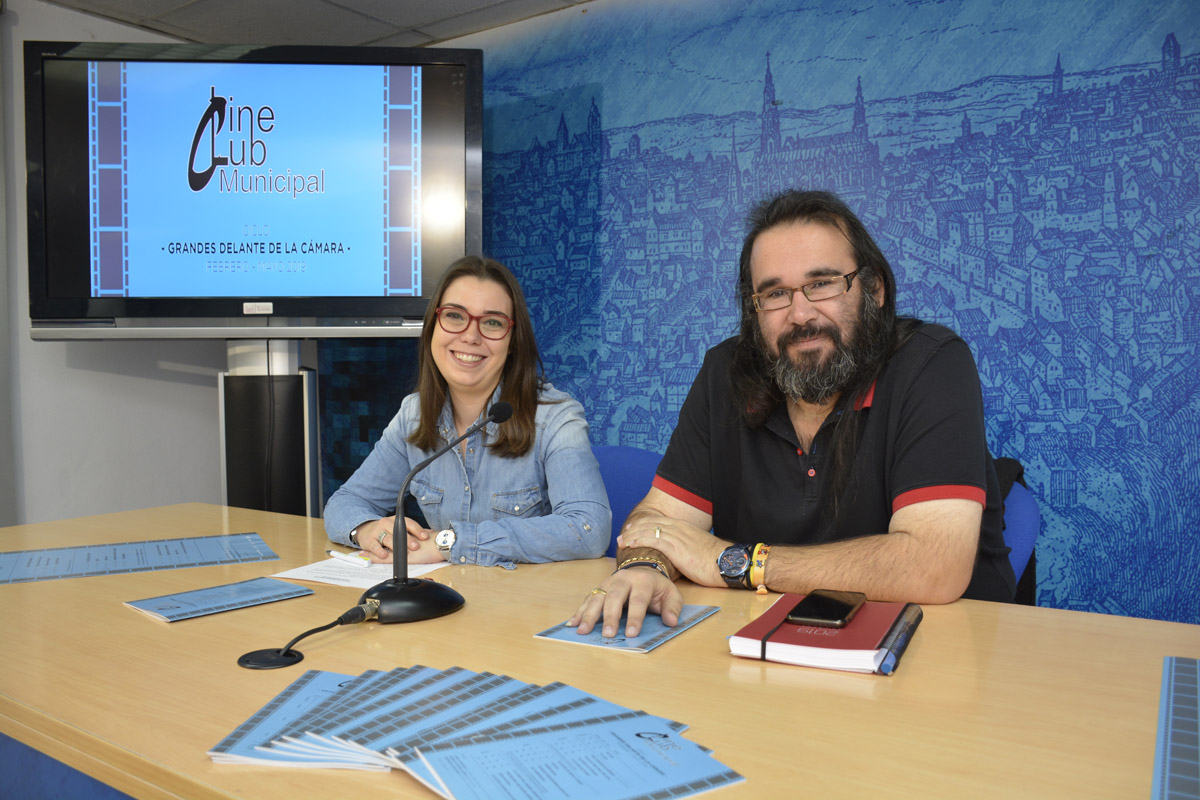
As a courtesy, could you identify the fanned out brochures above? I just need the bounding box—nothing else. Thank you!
[125,576,313,622]
[534,603,719,653]
[210,664,744,799]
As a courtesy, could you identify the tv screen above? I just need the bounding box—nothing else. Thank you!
[24,41,482,339]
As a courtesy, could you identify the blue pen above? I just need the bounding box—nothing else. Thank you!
[877,604,923,675]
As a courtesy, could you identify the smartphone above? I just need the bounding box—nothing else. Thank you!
[785,590,867,628]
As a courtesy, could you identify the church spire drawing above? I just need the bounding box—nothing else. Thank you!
[760,52,781,154]
[1163,33,1181,77]
[730,123,743,204]
[853,75,868,138]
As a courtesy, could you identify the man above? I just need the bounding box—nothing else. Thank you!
[571,189,1015,639]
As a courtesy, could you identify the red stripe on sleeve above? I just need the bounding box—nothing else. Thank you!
[651,475,713,515]
[893,484,986,512]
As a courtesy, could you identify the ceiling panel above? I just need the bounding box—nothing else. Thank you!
[38,0,592,46]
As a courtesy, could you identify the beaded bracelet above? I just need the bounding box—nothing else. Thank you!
[750,543,772,593]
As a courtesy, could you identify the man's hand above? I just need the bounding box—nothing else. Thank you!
[564,485,709,638]
[616,514,728,587]
[567,566,683,638]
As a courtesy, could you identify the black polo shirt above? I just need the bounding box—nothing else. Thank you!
[654,323,1015,602]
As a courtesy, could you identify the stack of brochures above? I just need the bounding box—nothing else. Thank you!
[210,664,743,799]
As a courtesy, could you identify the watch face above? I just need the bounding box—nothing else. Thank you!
[435,529,456,549]
[718,545,750,577]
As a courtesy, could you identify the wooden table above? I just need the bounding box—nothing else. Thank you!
[1,504,1197,799]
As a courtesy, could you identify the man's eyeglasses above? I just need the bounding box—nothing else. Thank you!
[434,306,515,340]
[750,271,859,312]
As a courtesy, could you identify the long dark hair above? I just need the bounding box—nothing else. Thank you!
[408,256,544,457]
[730,190,919,519]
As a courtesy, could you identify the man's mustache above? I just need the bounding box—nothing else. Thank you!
[776,323,842,353]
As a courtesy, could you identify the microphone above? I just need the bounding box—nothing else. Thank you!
[360,401,513,623]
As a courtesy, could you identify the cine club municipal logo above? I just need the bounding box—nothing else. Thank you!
[186,85,324,198]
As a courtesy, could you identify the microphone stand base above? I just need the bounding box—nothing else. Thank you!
[238,647,305,670]
[361,578,465,623]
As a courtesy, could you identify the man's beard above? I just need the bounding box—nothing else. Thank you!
[764,294,890,405]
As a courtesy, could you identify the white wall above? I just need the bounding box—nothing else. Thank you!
[0,3,12,527]
[2,0,227,524]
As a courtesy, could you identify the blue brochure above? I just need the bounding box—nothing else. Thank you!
[415,710,744,800]
[534,604,719,653]
[1,532,277,583]
[125,576,311,622]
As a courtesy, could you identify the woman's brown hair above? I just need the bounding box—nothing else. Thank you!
[407,256,544,457]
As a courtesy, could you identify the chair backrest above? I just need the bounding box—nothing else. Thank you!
[1003,481,1041,583]
[592,445,662,557]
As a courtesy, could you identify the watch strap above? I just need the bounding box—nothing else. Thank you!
[435,526,456,553]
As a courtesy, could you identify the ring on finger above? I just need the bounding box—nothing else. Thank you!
[378,531,389,545]
[590,587,608,596]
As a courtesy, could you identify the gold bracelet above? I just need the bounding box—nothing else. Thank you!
[617,555,671,580]
[750,543,772,592]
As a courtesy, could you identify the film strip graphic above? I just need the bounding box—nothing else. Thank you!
[1154,656,1199,800]
[88,59,130,297]
[383,65,422,296]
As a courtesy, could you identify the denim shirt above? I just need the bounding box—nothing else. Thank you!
[324,383,611,567]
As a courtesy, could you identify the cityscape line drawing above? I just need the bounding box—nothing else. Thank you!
[323,7,1200,624]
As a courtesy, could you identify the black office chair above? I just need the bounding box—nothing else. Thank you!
[592,445,662,557]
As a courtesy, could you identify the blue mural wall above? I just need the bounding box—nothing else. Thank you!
[321,0,1200,624]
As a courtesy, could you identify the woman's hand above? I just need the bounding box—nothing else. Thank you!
[405,522,447,564]
[567,566,683,638]
[356,516,444,564]
[355,517,396,563]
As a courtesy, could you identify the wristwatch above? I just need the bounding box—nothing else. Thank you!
[348,526,360,548]
[717,543,754,589]
[435,526,456,555]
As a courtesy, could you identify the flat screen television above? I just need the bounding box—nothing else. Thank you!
[24,41,482,339]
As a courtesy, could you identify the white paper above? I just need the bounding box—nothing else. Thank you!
[273,557,447,589]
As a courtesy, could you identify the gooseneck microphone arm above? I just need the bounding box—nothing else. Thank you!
[236,401,514,668]
[361,401,513,624]
[387,400,513,584]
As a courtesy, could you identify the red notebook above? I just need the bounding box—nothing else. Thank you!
[729,594,923,674]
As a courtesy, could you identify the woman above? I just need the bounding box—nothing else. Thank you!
[324,256,610,567]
